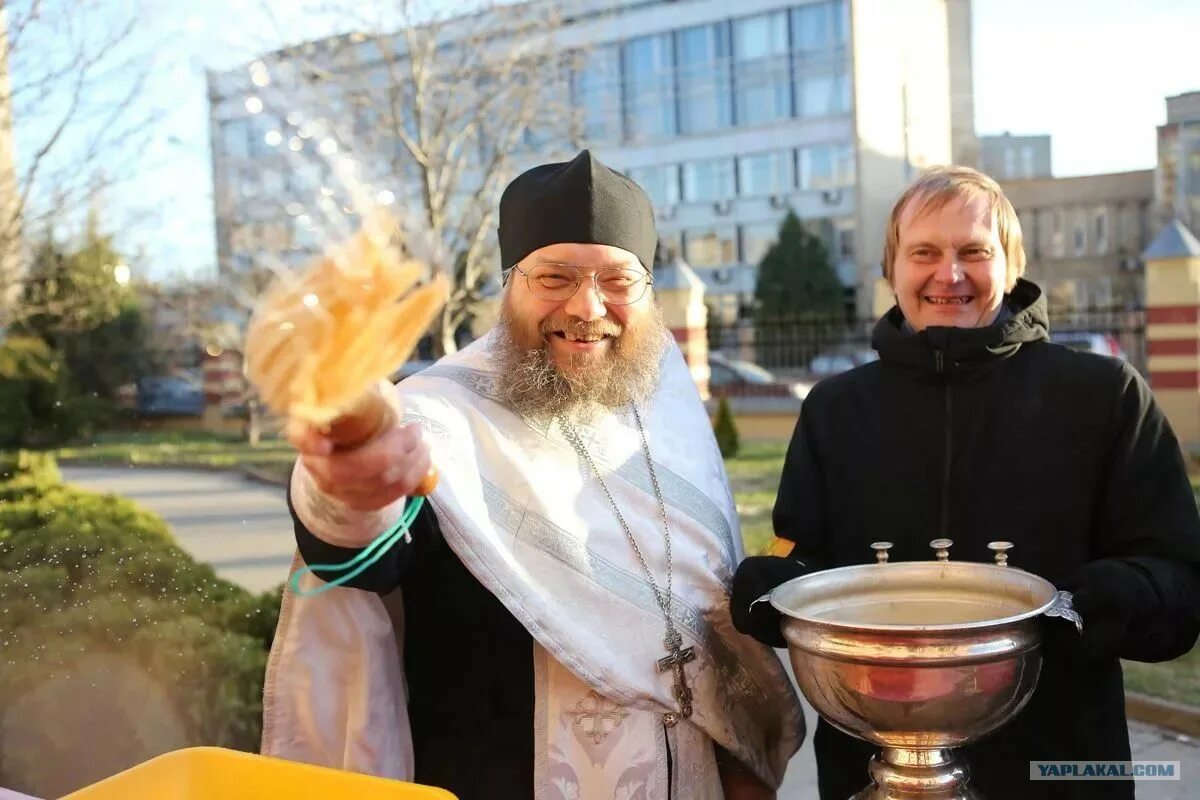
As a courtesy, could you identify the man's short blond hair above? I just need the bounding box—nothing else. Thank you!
[881,166,1026,286]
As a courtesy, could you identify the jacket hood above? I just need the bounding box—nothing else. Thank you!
[871,278,1049,376]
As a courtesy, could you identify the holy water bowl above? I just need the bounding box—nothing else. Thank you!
[767,540,1080,799]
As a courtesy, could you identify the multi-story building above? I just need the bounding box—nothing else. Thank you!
[1156,90,1200,235]
[979,133,1052,180]
[1001,170,1153,308]
[209,0,973,320]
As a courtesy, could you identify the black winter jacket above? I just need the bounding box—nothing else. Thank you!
[733,280,1200,799]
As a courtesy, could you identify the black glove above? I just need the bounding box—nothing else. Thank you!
[731,555,812,648]
[1042,558,1156,665]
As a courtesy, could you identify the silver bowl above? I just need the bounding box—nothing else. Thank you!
[767,542,1080,799]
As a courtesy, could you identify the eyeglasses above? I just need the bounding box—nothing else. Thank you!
[507,262,654,306]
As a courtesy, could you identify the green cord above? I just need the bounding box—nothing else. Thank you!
[290,496,425,597]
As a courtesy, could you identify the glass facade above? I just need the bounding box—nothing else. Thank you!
[732,11,791,125]
[572,1,852,145]
[675,23,732,134]
[738,150,794,196]
[798,142,855,189]
[622,33,676,141]
[682,157,736,203]
[628,163,681,208]
[216,1,858,284]
[572,45,622,143]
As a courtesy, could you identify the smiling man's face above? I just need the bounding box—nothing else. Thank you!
[890,193,1012,331]
[494,242,666,419]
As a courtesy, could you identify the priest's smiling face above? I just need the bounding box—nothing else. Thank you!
[494,242,667,420]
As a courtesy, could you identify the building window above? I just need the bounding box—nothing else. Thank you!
[1073,208,1087,256]
[1051,208,1065,258]
[628,164,680,209]
[622,33,676,141]
[1093,207,1109,256]
[675,23,732,135]
[798,143,854,189]
[833,217,855,259]
[681,157,735,203]
[740,221,779,265]
[787,0,844,54]
[791,2,852,118]
[658,229,683,263]
[220,118,251,160]
[836,142,856,186]
[1089,277,1113,308]
[571,45,622,143]
[1021,145,1035,178]
[732,11,791,125]
[738,151,794,197]
[1003,147,1016,179]
[684,226,737,267]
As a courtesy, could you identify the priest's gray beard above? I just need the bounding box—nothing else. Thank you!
[493,299,668,422]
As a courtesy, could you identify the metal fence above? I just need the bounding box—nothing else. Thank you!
[707,307,1147,381]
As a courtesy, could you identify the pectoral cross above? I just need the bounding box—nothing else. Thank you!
[657,630,696,727]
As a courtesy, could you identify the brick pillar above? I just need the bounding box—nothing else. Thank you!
[654,257,710,400]
[1145,220,1200,447]
[202,348,245,432]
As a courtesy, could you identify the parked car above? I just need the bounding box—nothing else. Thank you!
[708,353,810,400]
[1052,331,1127,360]
[137,374,205,416]
[808,346,878,377]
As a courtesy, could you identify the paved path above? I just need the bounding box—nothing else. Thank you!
[60,466,1200,796]
[61,465,295,593]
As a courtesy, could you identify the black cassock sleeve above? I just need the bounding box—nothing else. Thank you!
[289,472,443,595]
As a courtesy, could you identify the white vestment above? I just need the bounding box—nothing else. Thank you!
[262,332,805,796]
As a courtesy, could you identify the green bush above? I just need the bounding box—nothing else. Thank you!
[714,396,740,458]
[0,449,61,483]
[0,454,281,794]
[0,336,112,447]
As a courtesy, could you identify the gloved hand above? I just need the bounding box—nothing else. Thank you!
[731,555,812,648]
[1041,558,1156,665]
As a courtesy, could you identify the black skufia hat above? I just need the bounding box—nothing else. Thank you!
[498,150,657,271]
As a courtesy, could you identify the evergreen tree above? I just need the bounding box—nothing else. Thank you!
[754,211,844,317]
[713,396,740,459]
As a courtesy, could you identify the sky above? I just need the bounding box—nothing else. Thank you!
[9,0,1200,283]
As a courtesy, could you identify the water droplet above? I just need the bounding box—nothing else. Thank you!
[249,60,270,87]
[288,137,303,152]
[244,96,263,114]
[264,130,283,147]
[318,138,338,156]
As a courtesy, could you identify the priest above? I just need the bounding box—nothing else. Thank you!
[262,150,805,799]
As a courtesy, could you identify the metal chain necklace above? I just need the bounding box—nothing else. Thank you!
[558,405,696,727]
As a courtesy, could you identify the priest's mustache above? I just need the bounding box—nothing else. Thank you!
[539,318,623,340]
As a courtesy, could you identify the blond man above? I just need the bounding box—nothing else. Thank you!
[732,166,1200,799]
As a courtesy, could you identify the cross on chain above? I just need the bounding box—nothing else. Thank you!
[657,633,696,727]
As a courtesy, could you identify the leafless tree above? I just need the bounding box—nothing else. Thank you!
[221,0,584,357]
[0,0,161,325]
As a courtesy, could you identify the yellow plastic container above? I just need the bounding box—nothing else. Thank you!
[60,747,457,799]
